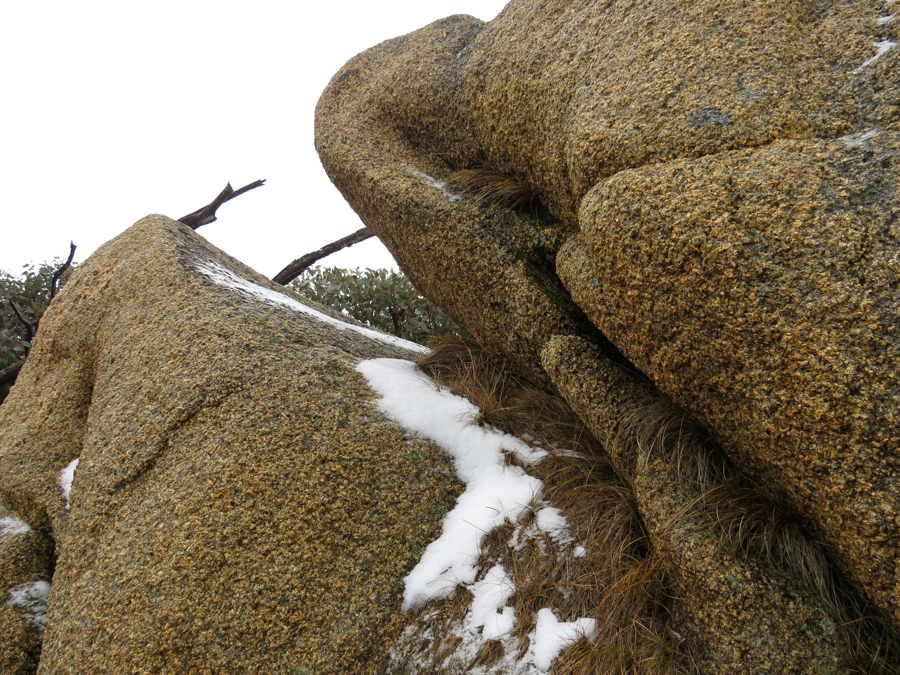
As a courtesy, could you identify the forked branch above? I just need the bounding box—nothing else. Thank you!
[178,179,266,230]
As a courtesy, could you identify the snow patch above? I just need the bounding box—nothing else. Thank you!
[852,40,896,74]
[404,165,461,203]
[356,358,546,609]
[0,516,32,537]
[528,608,597,670]
[360,358,598,673]
[195,261,429,354]
[58,459,79,510]
[7,580,51,631]
[508,505,581,554]
[877,13,896,24]
[840,129,879,147]
[466,565,517,640]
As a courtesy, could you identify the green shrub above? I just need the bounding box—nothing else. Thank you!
[290,267,463,345]
[0,260,77,402]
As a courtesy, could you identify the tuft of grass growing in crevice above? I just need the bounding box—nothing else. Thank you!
[698,484,900,673]
[397,335,694,674]
[618,402,734,493]
[621,397,900,674]
[446,167,540,213]
[418,335,596,455]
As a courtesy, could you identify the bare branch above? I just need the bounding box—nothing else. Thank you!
[178,179,266,230]
[272,227,376,286]
[0,358,25,388]
[9,302,37,344]
[51,241,77,300]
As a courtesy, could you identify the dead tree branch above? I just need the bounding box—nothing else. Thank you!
[9,302,37,343]
[0,358,25,388]
[272,227,375,286]
[51,241,77,299]
[178,179,266,230]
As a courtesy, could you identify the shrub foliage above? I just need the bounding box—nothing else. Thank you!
[1,261,77,370]
[290,266,463,345]
[1,260,77,402]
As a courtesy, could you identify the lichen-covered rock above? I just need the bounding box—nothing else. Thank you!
[316,0,899,386]
[0,215,461,674]
[542,336,844,673]
[0,504,52,675]
[571,127,900,632]
[315,14,601,389]
[315,0,900,666]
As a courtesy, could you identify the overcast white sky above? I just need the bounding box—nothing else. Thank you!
[0,1,509,279]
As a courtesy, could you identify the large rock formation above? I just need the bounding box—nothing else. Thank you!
[316,0,900,670]
[0,215,462,673]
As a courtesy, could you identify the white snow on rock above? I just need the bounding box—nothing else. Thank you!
[852,40,896,74]
[7,580,51,631]
[58,458,79,511]
[357,358,547,609]
[404,165,462,203]
[0,516,32,538]
[195,261,429,355]
[358,357,597,673]
[840,129,879,148]
[528,608,597,670]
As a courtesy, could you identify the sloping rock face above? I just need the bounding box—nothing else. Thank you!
[0,215,461,673]
[565,129,900,636]
[542,336,843,673]
[315,0,900,667]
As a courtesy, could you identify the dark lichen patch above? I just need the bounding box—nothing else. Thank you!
[687,108,733,129]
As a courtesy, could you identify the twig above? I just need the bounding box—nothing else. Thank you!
[9,302,37,344]
[0,358,25,388]
[51,242,77,300]
[272,227,375,286]
[178,179,266,230]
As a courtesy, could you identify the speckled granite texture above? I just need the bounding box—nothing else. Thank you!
[0,215,461,674]
[315,0,900,665]
[542,336,843,673]
[572,128,900,637]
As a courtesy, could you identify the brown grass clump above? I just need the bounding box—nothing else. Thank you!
[446,167,539,213]
[542,461,688,675]
[622,398,900,673]
[407,337,900,673]
[397,336,692,674]
[418,335,594,454]
[617,402,733,492]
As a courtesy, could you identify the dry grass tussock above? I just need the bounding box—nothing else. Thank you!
[619,401,900,673]
[399,337,900,672]
[385,337,693,674]
[446,167,539,213]
[698,482,900,673]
